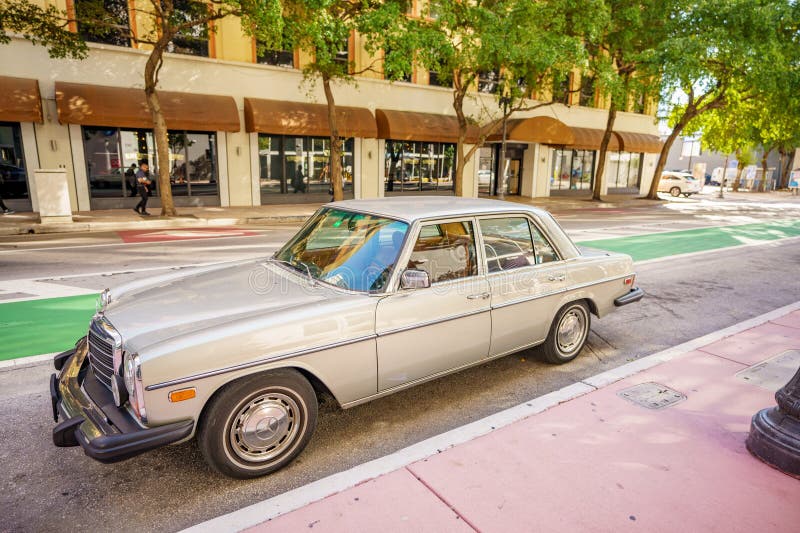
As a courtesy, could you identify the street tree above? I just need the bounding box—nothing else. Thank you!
[586,0,669,201]
[282,0,411,202]
[680,88,755,196]
[0,0,87,58]
[376,0,602,197]
[645,0,797,199]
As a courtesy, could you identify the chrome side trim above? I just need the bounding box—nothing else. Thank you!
[145,334,377,391]
[491,288,567,310]
[568,273,629,292]
[376,308,490,337]
[489,273,628,311]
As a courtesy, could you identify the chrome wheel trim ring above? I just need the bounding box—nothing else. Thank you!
[557,307,587,355]
[228,391,302,464]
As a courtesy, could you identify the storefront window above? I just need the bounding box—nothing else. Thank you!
[83,127,217,199]
[551,149,595,192]
[259,135,354,201]
[477,146,495,195]
[0,122,28,200]
[384,140,455,194]
[607,152,642,190]
[74,0,132,47]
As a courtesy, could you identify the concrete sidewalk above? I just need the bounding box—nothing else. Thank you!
[0,194,659,236]
[193,305,800,533]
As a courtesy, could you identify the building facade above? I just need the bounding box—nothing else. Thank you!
[0,0,662,213]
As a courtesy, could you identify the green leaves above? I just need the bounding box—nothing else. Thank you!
[0,0,87,59]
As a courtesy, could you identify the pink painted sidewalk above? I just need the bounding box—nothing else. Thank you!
[248,312,800,533]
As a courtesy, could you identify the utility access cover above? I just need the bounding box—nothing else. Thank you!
[735,350,800,391]
[617,382,686,410]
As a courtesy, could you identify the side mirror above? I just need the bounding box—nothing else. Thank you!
[400,269,431,290]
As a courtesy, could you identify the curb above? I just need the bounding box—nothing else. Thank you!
[0,215,309,235]
[0,352,57,372]
[183,300,800,533]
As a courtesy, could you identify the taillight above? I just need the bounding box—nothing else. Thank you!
[624,275,635,286]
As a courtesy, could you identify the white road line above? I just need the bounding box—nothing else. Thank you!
[183,300,800,533]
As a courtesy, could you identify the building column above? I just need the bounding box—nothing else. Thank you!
[249,133,261,206]
[358,138,383,199]
[461,144,478,198]
[223,120,255,206]
[640,153,659,195]
[520,144,536,198]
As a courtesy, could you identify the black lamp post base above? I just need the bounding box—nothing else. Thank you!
[747,405,800,478]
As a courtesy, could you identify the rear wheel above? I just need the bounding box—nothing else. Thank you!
[198,369,317,479]
[669,186,681,197]
[539,301,591,364]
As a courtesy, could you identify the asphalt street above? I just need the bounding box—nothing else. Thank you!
[1,196,800,532]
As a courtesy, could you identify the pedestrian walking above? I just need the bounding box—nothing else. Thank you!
[124,163,138,197]
[134,161,152,215]
[291,165,307,193]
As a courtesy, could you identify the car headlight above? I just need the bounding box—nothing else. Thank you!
[122,352,147,421]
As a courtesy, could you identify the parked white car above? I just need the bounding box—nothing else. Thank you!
[51,197,643,478]
[658,171,703,197]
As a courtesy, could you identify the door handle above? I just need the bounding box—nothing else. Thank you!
[467,292,491,300]
[547,275,566,282]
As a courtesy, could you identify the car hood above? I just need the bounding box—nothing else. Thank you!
[102,260,342,351]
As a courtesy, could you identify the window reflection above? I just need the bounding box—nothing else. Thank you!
[258,135,354,201]
[384,140,456,194]
[551,149,595,192]
[82,127,217,198]
[409,221,477,283]
[0,122,28,200]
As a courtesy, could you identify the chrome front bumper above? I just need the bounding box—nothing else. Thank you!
[50,339,193,463]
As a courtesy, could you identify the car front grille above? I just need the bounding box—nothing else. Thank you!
[87,319,119,390]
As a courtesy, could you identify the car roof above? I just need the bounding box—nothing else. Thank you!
[328,196,548,223]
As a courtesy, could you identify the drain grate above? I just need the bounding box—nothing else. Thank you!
[735,350,800,391]
[617,382,686,410]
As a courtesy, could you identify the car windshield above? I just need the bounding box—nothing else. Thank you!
[274,208,409,292]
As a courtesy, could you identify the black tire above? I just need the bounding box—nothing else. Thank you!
[198,369,317,479]
[669,186,681,197]
[539,301,591,365]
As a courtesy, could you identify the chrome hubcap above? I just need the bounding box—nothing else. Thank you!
[229,392,300,463]
[557,308,585,354]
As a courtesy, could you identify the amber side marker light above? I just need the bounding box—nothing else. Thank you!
[624,275,635,286]
[169,388,197,403]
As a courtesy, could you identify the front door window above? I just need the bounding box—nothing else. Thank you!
[408,220,478,283]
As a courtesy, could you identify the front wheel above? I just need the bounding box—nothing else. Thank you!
[670,187,681,197]
[538,301,591,364]
[198,369,318,479]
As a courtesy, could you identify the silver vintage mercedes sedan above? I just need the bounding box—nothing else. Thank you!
[50,197,642,478]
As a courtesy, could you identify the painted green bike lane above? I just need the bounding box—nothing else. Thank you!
[575,219,800,262]
[0,294,98,362]
[2,219,800,362]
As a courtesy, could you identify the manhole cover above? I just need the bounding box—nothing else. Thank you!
[617,382,686,410]
[735,350,800,391]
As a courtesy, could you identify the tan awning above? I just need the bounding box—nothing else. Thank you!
[376,109,480,144]
[486,116,574,145]
[0,76,43,123]
[567,127,622,151]
[244,98,377,138]
[616,131,663,153]
[55,82,240,131]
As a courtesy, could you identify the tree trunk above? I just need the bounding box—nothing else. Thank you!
[593,101,617,201]
[733,150,743,192]
[144,39,177,216]
[759,148,771,192]
[719,154,729,198]
[453,82,468,197]
[778,150,790,188]
[322,74,343,202]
